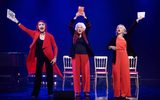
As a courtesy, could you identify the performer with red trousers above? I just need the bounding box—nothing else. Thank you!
[108,17,144,100]
[8,14,62,98]
[69,11,93,97]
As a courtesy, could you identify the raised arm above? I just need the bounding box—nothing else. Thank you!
[126,17,144,35]
[7,13,35,38]
[82,12,91,35]
[126,20,138,35]
[18,23,35,38]
[68,12,81,35]
[69,18,76,35]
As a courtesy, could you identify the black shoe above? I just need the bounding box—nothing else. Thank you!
[48,94,53,99]
[114,97,121,100]
[75,96,81,100]
[31,95,38,100]
[121,96,130,100]
[49,94,53,97]
[84,92,90,97]
[48,91,53,95]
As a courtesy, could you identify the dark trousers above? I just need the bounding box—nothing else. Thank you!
[32,54,53,96]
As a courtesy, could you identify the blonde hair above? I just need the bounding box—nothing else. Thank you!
[116,24,127,35]
[75,22,86,31]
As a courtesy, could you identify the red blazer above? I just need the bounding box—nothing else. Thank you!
[19,24,63,77]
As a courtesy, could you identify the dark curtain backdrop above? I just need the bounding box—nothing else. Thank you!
[0,0,160,79]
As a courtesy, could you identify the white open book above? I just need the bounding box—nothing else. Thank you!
[137,12,145,19]
[7,9,16,21]
[78,6,84,15]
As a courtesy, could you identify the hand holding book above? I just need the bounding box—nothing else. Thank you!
[7,9,19,24]
[136,12,145,22]
[78,6,84,15]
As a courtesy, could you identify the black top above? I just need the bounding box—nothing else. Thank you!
[35,37,44,57]
[108,21,138,64]
[75,37,88,54]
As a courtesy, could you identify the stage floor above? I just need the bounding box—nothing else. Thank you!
[0,78,160,100]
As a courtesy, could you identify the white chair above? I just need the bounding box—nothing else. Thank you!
[94,56,108,98]
[62,55,73,90]
[128,56,139,100]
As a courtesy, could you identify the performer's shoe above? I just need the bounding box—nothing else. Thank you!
[31,95,38,100]
[48,94,53,99]
[114,97,121,100]
[49,94,53,97]
[75,92,80,97]
[84,92,90,97]
[31,92,38,100]
[121,96,131,100]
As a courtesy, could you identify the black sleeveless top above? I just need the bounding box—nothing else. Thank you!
[35,37,44,57]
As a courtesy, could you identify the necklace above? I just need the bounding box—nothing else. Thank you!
[40,33,45,40]
[79,34,82,38]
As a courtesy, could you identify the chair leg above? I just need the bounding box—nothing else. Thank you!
[134,75,139,100]
[134,77,136,96]
[106,74,108,99]
[62,75,65,91]
[95,74,97,97]
[136,75,139,100]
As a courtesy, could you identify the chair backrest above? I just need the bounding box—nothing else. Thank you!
[63,55,72,71]
[94,56,108,73]
[128,56,138,72]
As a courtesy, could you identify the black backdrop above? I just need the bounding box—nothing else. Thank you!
[0,0,160,80]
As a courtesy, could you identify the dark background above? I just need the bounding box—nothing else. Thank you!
[0,0,160,80]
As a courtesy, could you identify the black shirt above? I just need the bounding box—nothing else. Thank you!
[35,37,44,57]
[75,37,88,54]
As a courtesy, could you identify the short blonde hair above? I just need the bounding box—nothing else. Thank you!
[75,22,86,31]
[116,24,127,35]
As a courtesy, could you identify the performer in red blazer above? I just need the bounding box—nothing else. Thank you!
[8,15,62,98]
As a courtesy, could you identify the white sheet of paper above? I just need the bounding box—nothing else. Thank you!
[137,12,145,19]
[7,9,15,21]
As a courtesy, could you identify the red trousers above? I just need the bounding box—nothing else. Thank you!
[112,51,131,97]
[72,54,90,93]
